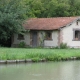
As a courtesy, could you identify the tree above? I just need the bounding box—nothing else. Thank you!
[0,0,28,40]
[55,3,70,17]
[26,0,80,17]
[26,0,44,18]
[40,0,58,17]
[68,0,80,16]
[0,0,29,46]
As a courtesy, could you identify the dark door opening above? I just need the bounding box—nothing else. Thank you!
[32,32,37,47]
[0,38,11,47]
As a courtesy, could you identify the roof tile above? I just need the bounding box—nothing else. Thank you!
[24,17,78,30]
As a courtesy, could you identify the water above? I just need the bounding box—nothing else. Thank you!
[0,61,80,80]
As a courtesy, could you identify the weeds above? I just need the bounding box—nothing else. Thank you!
[0,48,80,61]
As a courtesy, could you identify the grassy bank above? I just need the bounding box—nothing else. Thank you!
[0,48,80,61]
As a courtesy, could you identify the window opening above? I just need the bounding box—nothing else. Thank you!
[74,30,80,40]
[18,34,24,40]
[45,32,52,40]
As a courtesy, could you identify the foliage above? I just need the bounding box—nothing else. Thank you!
[18,41,26,48]
[0,48,80,61]
[0,0,28,40]
[32,57,40,62]
[60,43,68,49]
[53,46,59,49]
[25,0,80,17]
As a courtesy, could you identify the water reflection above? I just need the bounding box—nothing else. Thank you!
[0,61,80,80]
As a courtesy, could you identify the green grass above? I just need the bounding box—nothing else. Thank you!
[0,48,80,61]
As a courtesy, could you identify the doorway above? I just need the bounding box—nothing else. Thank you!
[32,32,37,47]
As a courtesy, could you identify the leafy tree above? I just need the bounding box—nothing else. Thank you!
[55,3,70,17]
[26,0,80,17]
[0,0,28,40]
[26,0,44,18]
[68,0,80,16]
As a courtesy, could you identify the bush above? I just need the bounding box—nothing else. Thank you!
[53,46,59,49]
[60,43,68,49]
[18,41,26,48]
[32,57,40,62]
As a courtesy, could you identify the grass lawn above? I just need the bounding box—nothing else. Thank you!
[0,48,80,61]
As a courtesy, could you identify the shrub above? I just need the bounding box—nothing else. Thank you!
[60,43,68,49]
[53,46,59,49]
[32,57,40,62]
[18,41,26,48]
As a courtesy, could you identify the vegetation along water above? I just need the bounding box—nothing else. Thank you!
[0,48,80,61]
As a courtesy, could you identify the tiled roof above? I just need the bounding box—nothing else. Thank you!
[24,17,79,30]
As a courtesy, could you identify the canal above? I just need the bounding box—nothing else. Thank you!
[0,61,80,80]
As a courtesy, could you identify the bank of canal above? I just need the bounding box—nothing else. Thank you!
[0,48,80,64]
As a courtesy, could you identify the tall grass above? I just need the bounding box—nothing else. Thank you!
[0,48,80,61]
